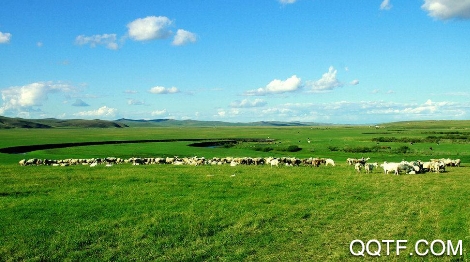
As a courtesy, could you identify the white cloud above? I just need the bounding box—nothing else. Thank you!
[0,31,12,44]
[172,29,197,46]
[127,16,173,41]
[380,0,392,10]
[127,99,144,105]
[149,86,180,94]
[245,75,302,96]
[307,66,343,92]
[151,109,168,116]
[0,82,76,115]
[279,0,297,4]
[230,99,267,108]
[422,0,470,20]
[217,110,226,117]
[74,106,117,117]
[37,42,43,47]
[124,90,138,94]
[75,34,119,50]
[350,79,360,85]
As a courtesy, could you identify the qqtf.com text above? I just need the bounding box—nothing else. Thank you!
[350,239,463,257]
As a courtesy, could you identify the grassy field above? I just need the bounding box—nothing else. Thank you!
[0,122,469,261]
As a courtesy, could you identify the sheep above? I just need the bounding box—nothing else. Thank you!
[430,161,446,173]
[270,158,280,168]
[380,162,401,175]
[347,157,370,166]
[364,162,378,173]
[355,163,363,173]
[312,158,325,167]
[325,158,335,166]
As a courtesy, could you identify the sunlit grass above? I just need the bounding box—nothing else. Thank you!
[1,164,469,261]
[1,123,469,260]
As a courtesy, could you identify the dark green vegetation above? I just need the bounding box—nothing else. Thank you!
[1,120,469,261]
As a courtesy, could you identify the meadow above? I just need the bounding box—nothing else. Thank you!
[0,121,469,261]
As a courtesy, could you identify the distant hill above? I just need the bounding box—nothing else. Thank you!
[0,116,128,129]
[1,115,469,129]
[115,118,325,127]
[0,116,52,129]
[0,116,326,129]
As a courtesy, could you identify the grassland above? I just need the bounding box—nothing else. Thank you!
[0,121,469,261]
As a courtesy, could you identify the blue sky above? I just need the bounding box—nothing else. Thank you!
[1,0,470,124]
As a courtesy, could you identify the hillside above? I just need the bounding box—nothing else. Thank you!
[2,115,468,129]
[0,116,128,129]
[0,116,325,129]
[115,118,325,127]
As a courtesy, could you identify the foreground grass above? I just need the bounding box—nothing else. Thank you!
[1,164,469,261]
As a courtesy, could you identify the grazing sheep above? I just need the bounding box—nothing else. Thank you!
[355,163,363,173]
[380,162,401,175]
[325,158,335,166]
[270,158,280,168]
[364,162,378,173]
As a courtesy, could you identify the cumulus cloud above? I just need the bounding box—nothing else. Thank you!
[75,34,119,50]
[71,99,89,107]
[74,106,117,117]
[307,66,343,92]
[149,86,180,94]
[127,16,173,41]
[422,0,470,20]
[0,31,12,44]
[245,75,302,96]
[127,99,144,105]
[172,29,197,46]
[230,99,267,108]
[0,82,76,115]
[380,0,392,10]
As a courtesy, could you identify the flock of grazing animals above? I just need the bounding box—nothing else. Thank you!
[18,156,336,168]
[17,156,461,175]
[348,157,461,175]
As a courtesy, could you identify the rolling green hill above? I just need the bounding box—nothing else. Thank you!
[0,116,128,129]
[0,116,327,129]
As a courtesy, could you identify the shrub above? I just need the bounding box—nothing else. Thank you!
[328,146,339,152]
[285,145,302,152]
[392,146,411,154]
[253,146,273,152]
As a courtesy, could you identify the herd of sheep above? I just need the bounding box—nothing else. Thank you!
[18,156,334,168]
[348,157,461,174]
[18,156,461,174]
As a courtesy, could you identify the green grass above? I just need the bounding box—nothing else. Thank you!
[1,164,469,261]
[1,122,470,260]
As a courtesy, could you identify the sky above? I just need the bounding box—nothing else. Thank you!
[1,0,470,124]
